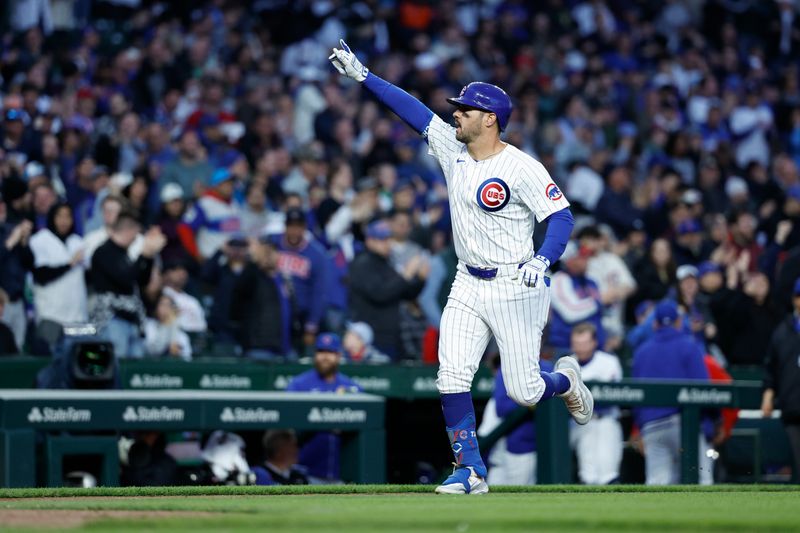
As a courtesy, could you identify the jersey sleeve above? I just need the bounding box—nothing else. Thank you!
[517,159,571,222]
[423,115,461,175]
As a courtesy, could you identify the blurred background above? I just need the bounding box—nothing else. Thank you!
[0,0,799,487]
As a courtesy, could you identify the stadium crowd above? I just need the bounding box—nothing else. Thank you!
[2,0,800,486]
[1,0,799,364]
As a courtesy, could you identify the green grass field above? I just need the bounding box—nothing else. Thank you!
[1,485,798,532]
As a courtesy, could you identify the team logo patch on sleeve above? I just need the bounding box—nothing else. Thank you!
[476,178,511,212]
[546,183,563,201]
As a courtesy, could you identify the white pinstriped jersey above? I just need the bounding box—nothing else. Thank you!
[424,115,570,267]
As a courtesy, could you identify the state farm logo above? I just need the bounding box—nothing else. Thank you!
[412,377,438,392]
[352,376,391,391]
[590,385,645,403]
[200,374,252,389]
[676,388,732,405]
[307,407,367,423]
[219,407,280,423]
[122,406,185,422]
[27,406,91,423]
[129,373,183,389]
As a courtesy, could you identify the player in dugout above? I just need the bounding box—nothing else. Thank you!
[329,39,592,495]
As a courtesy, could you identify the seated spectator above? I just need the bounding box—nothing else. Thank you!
[632,301,712,485]
[28,203,88,348]
[0,288,19,355]
[90,210,166,359]
[286,333,361,483]
[143,292,192,361]
[230,237,292,359]
[183,168,243,260]
[252,430,309,486]
[348,220,428,359]
[342,322,390,364]
[161,260,207,334]
[549,241,605,354]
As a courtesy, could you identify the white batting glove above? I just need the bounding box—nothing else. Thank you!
[328,39,369,82]
[519,255,550,288]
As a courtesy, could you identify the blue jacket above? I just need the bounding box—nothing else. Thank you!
[493,360,554,454]
[286,369,361,480]
[632,327,709,428]
[270,235,328,330]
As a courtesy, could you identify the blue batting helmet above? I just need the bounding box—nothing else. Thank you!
[446,82,513,131]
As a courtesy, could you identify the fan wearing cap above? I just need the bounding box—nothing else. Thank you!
[632,300,712,485]
[266,207,328,353]
[549,241,606,354]
[342,321,391,364]
[1,107,39,168]
[286,333,361,482]
[348,220,428,359]
[672,218,714,267]
[182,168,242,260]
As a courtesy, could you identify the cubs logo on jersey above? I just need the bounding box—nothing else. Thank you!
[546,183,563,201]
[476,178,511,212]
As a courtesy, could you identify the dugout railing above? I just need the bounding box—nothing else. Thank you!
[482,379,764,484]
[0,390,385,488]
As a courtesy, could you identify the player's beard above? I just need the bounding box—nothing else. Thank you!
[455,121,479,144]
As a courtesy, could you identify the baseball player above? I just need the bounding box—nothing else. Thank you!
[565,323,624,485]
[329,40,593,495]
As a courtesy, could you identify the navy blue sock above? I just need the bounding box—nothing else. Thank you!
[440,392,487,478]
[540,371,571,400]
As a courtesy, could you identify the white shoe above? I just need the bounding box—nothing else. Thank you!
[554,356,594,425]
[434,466,489,495]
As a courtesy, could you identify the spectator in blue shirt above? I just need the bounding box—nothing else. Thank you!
[632,300,711,485]
[286,333,361,483]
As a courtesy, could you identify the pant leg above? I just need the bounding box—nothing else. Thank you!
[103,318,143,359]
[643,415,681,485]
[698,435,714,485]
[500,451,537,485]
[3,300,26,351]
[481,276,550,406]
[436,271,492,394]
[594,418,624,484]
[784,423,800,483]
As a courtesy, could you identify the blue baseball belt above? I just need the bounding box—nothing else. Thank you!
[464,263,551,286]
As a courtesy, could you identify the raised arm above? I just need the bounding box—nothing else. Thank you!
[329,40,434,135]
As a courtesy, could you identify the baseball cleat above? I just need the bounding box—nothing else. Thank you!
[555,356,594,425]
[435,465,489,495]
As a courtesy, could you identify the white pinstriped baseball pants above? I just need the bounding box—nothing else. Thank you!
[437,265,550,406]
